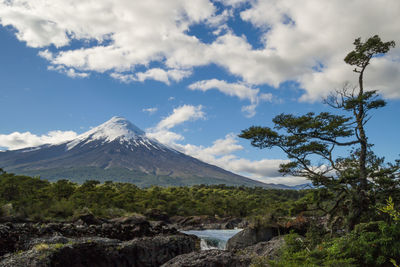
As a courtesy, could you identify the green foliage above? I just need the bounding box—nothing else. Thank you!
[379,197,400,222]
[272,221,400,266]
[344,35,395,69]
[272,199,400,267]
[240,35,399,230]
[0,171,306,221]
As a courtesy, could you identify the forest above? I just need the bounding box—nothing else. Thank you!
[0,169,305,220]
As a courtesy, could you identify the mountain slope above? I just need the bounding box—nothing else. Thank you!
[0,117,280,188]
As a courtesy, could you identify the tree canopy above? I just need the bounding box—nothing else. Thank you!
[240,35,399,230]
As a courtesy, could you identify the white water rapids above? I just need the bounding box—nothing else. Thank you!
[181,229,242,250]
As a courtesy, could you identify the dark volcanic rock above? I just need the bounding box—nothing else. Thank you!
[242,236,285,260]
[144,209,170,223]
[162,236,286,267]
[226,226,278,250]
[161,249,252,267]
[0,235,198,267]
[75,213,103,225]
[0,216,178,257]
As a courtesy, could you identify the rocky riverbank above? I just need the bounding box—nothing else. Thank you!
[0,214,306,266]
[0,214,199,267]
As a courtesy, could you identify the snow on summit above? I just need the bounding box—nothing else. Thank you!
[66,116,146,150]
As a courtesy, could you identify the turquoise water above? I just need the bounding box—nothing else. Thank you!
[181,229,242,250]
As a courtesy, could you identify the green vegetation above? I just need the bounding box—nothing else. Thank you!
[241,35,400,266]
[0,169,305,221]
[266,198,400,267]
[1,35,399,266]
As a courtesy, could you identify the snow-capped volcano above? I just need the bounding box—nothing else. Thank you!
[66,116,167,152]
[69,116,145,146]
[0,117,273,188]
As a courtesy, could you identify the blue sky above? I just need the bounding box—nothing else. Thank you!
[0,0,399,185]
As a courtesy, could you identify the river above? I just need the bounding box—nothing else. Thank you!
[181,229,242,250]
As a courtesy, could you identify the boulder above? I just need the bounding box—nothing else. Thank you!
[226,226,278,250]
[162,249,252,267]
[74,213,102,225]
[144,209,170,223]
[224,218,242,229]
[109,214,147,225]
[242,236,285,260]
[0,217,178,256]
[0,234,199,267]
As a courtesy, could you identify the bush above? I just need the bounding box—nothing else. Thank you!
[270,220,400,267]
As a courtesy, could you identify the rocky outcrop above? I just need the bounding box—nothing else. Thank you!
[0,214,290,267]
[0,234,198,267]
[242,236,285,260]
[0,215,178,257]
[162,249,252,267]
[226,226,278,250]
[0,214,199,267]
[162,235,287,267]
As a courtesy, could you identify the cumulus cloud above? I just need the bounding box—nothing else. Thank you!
[1,0,399,100]
[142,107,158,115]
[0,0,215,82]
[146,104,205,144]
[147,130,185,145]
[0,130,78,150]
[155,105,205,130]
[48,65,89,78]
[173,135,286,178]
[188,79,272,117]
[111,68,192,85]
[215,0,250,7]
[146,106,305,185]
[170,133,306,185]
[238,0,400,101]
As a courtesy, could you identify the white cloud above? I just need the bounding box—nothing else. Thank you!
[38,49,53,61]
[146,104,205,144]
[241,103,258,118]
[216,0,250,7]
[110,73,135,83]
[143,105,307,185]
[48,65,89,78]
[169,133,307,185]
[155,105,205,130]
[145,105,305,185]
[142,107,158,115]
[135,68,192,85]
[173,136,286,179]
[237,0,400,101]
[1,0,399,101]
[111,68,191,85]
[189,79,259,102]
[147,130,184,145]
[188,79,272,117]
[0,130,78,150]
[0,0,215,81]
[177,133,243,158]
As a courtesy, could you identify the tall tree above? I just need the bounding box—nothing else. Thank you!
[240,35,398,230]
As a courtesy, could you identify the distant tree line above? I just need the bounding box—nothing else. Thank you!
[0,169,306,221]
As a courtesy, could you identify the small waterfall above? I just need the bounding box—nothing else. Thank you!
[200,237,227,250]
[181,229,242,250]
